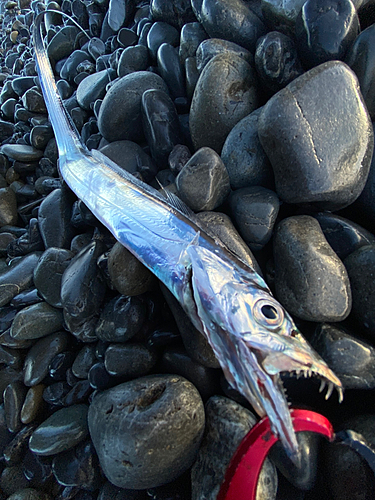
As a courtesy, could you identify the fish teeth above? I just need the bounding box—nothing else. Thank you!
[337,386,344,403]
[319,380,326,393]
[325,382,334,400]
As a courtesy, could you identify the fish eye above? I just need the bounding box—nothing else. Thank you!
[253,299,284,330]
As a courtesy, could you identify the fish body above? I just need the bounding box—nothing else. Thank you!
[32,13,343,464]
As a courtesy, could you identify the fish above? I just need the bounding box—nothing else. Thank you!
[32,11,343,465]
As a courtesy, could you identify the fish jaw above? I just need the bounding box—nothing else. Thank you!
[184,244,343,462]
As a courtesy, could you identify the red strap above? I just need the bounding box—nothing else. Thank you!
[217,409,334,500]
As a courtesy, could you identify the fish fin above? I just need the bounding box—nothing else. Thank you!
[159,184,197,219]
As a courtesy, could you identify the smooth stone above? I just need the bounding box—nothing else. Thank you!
[98,481,148,499]
[52,439,100,489]
[88,374,205,489]
[0,465,30,496]
[0,367,23,405]
[6,489,51,500]
[261,0,306,33]
[0,120,15,142]
[255,31,303,92]
[117,44,149,78]
[99,140,157,178]
[87,37,106,60]
[42,382,72,407]
[117,27,138,48]
[76,69,116,111]
[23,331,70,387]
[168,144,191,175]
[7,219,44,258]
[10,302,63,340]
[150,0,195,29]
[138,22,153,47]
[221,108,273,190]
[95,295,146,343]
[11,76,35,96]
[0,187,17,227]
[104,343,157,377]
[88,361,114,391]
[20,384,45,424]
[47,26,80,63]
[61,241,106,333]
[63,379,92,406]
[196,38,253,74]
[229,186,280,251]
[1,97,17,120]
[311,323,375,389]
[3,424,37,466]
[295,0,360,68]
[191,0,266,52]
[72,344,97,379]
[1,144,43,162]
[0,345,22,369]
[30,125,54,150]
[195,211,263,275]
[3,380,27,433]
[22,88,47,114]
[274,215,352,321]
[38,188,75,249]
[98,71,168,142]
[179,22,208,64]
[346,23,375,120]
[190,53,260,153]
[146,21,180,59]
[0,252,41,307]
[176,147,230,211]
[0,81,18,105]
[33,248,73,308]
[142,89,182,168]
[344,245,375,339]
[161,284,220,369]
[49,351,76,381]
[191,396,277,500]
[0,330,34,351]
[56,79,73,100]
[314,213,375,260]
[60,50,93,84]
[107,241,155,296]
[258,61,374,210]
[29,405,89,456]
[10,289,43,309]
[157,43,185,99]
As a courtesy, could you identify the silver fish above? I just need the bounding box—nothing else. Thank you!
[32,12,343,465]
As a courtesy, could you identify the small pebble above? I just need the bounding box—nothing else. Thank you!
[10,302,64,340]
[104,343,158,377]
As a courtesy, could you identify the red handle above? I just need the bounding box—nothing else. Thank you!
[217,409,335,500]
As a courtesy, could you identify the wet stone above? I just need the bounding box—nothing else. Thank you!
[11,76,36,97]
[6,489,51,500]
[1,97,17,120]
[4,380,27,433]
[0,465,30,496]
[258,61,374,210]
[0,252,41,307]
[295,0,360,68]
[311,323,375,390]
[346,23,375,120]
[21,88,46,114]
[274,215,352,322]
[60,50,93,84]
[108,242,155,296]
[63,380,92,406]
[190,53,260,153]
[20,384,45,424]
[95,295,146,343]
[176,147,230,211]
[88,361,114,391]
[104,343,157,377]
[76,69,116,111]
[3,424,36,466]
[49,351,75,381]
[0,187,17,227]
[142,89,182,168]
[344,245,375,339]
[255,31,303,92]
[98,71,168,143]
[33,248,74,308]
[0,404,13,455]
[191,396,277,500]
[38,188,75,249]
[43,382,71,407]
[7,219,44,258]
[157,43,185,99]
[47,26,80,63]
[99,140,157,178]
[146,21,180,59]
[29,405,89,456]
[179,22,208,64]
[23,331,70,387]
[191,0,266,53]
[168,144,191,175]
[30,125,54,150]
[10,289,43,309]
[229,186,280,251]
[88,374,205,489]
[0,345,22,369]
[196,38,253,74]
[117,44,149,78]
[0,119,15,142]
[72,344,97,379]
[10,302,64,340]
[261,0,306,33]
[150,0,195,29]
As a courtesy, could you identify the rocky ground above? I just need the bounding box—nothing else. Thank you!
[0,0,375,499]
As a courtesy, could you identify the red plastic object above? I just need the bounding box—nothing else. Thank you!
[217,409,335,500]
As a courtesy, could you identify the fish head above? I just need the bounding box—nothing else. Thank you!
[186,244,343,463]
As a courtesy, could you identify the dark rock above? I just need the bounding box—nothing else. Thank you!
[49,351,75,381]
[274,215,352,321]
[20,384,45,425]
[88,374,205,489]
[142,89,182,168]
[1,97,17,120]
[22,449,53,489]
[104,343,157,377]
[179,22,207,64]
[43,382,71,407]
[261,0,306,34]
[190,53,260,153]
[0,465,30,497]
[117,44,149,78]
[0,345,22,370]
[30,125,54,150]
[196,38,253,74]
[22,88,47,114]
[10,302,63,340]
[0,120,15,142]
[10,288,43,309]
[176,147,230,211]
[168,144,191,175]
[33,247,74,308]
[47,26,80,63]
[29,405,89,456]
[157,43,185,99]
[1,144,43,162]
[100,140,157,177]
[11,76,35,96]
[107,242,156,296]
[23,331,70,387]
[191,396,277,500]
[98,481,147,499]
[6,488,51,500]
[191,0,266,52]
[3,380,27,433]
[229,186,280,251]
[295,0,360,68]
[57,79,73,100]
[255,31,303,92]
[76,69,116,111]
[117,28,138,48]
[60,50,93,84]
[95,295,146,343]
[258,61,374,210]
[72,345,97,379]
[63,379,92,406]
[87,37,106,60]
[346,23,375,120]
[3,424,36,466]
[146,21,180,59]
[344,245,375,339]
[150,0,196,29]
[98,71,168,142]
[0,187,17,227]
[7,218,44,258]
[0,252,41,307]
[88,362,114,390]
